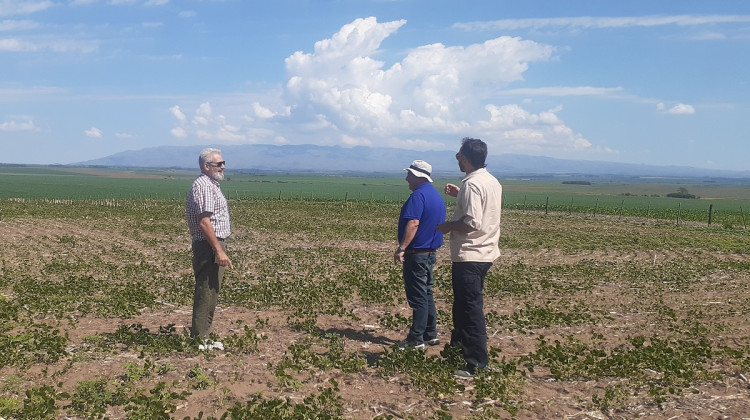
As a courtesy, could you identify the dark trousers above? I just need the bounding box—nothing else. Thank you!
[450,261,492,370]
[190,239,226,338]
[403,252,438,342]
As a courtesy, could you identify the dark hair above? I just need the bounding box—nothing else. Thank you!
[459,137,487,168]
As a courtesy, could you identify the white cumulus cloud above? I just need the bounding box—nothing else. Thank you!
[169,105,186,123]
[170,102,248,143]
[170,16,593,155]
[657,102,696,115]
[85,127,102,138]
[0,118,37,131]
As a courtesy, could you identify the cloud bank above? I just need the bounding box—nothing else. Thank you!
[170,17,593,155]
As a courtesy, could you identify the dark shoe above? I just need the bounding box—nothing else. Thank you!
[425,338,440,346]
[397,338,425,350]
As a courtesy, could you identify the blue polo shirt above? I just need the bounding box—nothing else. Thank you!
[398,182,446,250]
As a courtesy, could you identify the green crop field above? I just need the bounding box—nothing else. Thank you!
[2,165,749,226]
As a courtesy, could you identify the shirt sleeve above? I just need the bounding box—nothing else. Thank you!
[457,182,483,230]
[191,182,215,215]
[401,192,425,220]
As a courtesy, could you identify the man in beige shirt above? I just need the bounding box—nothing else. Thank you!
[437,138,502,378]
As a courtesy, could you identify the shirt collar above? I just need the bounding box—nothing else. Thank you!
[200,172,221,186]
[462,167,487,183]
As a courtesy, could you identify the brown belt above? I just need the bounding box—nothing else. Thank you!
[404,249,436,255]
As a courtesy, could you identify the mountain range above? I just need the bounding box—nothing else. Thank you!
[78,144,750,179]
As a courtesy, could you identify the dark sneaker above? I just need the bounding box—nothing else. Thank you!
[397,338,425,350]
[425,338,440,346]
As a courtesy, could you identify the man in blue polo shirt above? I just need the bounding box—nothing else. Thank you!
[393,160,446,349]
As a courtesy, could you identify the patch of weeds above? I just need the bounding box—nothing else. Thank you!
[70,378,128,418]
[718,344,750,371]
[124,381,190,420]
[0,295,19,333]
[377,345,464,399]
[0,394,22,419]
[591,382,631,412]
[187,367,217,390]
[347,268,401,306]
[157,362,176,375]
[121,358,176,386]
[503,300,600,331]
[255,316,269,329]
[80,333,115,354]
[271,334,366,389]
[96,281,158,318]
[286,307,320,335]
[223,325,266,354]
[377,311,411,330]
[472,349,526,416]
[101,323,193,355]
[123,360,155,383]
[215,379,343,420]
[320,333,367,373]
[0,323,69,368]
[5,384,69,420]
[521,334,719,407]
[57,234,77,246]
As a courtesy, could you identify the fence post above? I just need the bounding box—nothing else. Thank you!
[279,190,282,200]
[619,200,624,220]
[677,202,681,226]
[545,196,549,215]
[741,206,746,229]
[523,195,527,213]
[647,201,651,219]
[345,192,348,202]
[593,199,598,218]
[569,196,573,215]
[708,204,713,226]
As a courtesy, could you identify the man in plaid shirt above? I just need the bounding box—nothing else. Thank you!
[186,148,233,345]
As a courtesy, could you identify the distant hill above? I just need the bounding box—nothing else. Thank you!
[76,144,750,179]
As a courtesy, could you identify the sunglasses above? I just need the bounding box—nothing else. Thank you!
[207,161,226,167]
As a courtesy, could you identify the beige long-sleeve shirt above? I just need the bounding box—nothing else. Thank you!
[448,168,503,262]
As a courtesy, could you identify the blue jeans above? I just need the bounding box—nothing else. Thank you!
[403,252,438,343]
[451,261,492,370]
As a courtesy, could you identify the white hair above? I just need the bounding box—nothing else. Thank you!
[198,148,222,168]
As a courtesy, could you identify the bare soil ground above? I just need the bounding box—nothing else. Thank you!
[1,210,749,419]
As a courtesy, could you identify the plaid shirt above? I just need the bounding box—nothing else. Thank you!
[186,174,231,241]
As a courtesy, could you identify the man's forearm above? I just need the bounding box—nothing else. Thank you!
[438,219,475,234]
[400,220,419,248]
[199,217,223,252]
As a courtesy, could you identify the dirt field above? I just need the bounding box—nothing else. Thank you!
[0,200,748,419]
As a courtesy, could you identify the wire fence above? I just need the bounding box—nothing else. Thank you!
[4,190,748,230]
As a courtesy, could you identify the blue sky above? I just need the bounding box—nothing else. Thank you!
[1,0,749,171]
